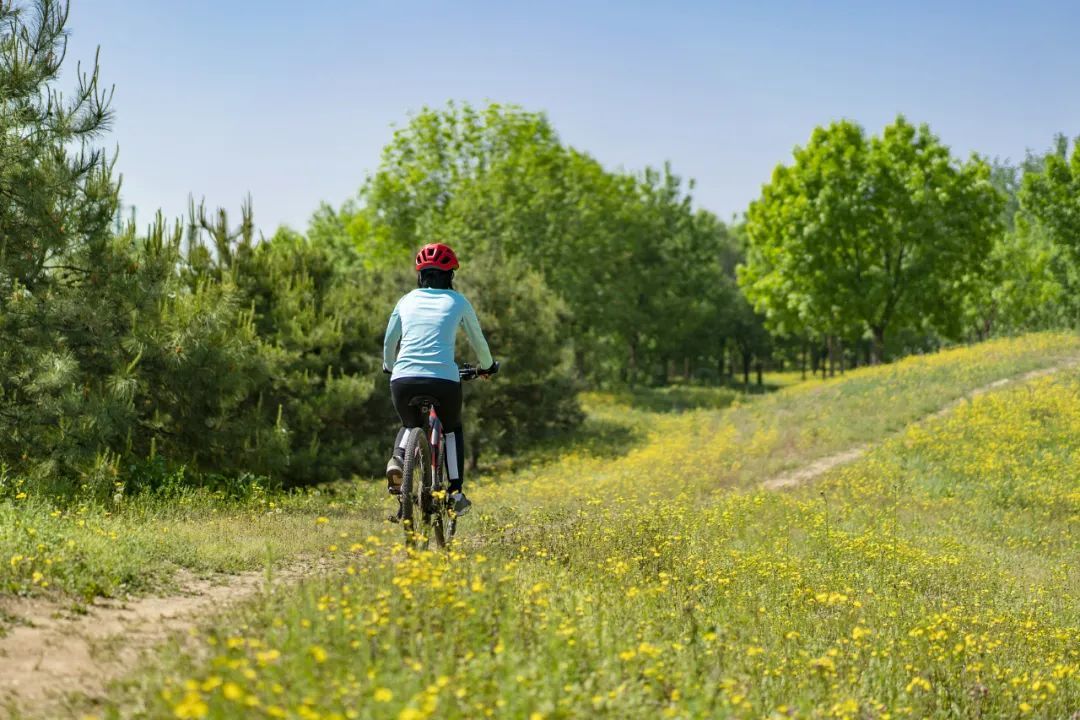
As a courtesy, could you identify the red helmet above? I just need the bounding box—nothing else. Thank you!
[414,242,460,271]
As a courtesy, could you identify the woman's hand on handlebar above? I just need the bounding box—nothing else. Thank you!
[459,361,500,381]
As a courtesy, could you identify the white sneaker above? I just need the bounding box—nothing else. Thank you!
[386,457,403,494]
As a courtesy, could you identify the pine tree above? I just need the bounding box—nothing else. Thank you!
[184,203,396,487]
[0,0,121,490]
[0,3,287,496]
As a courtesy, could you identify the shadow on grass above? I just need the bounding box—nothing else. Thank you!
[548,416,648,459]
[600,381,783,414]
[482,381,788,478]
[479,416,649,478]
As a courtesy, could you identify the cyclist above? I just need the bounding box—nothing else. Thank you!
[382,242,497,516]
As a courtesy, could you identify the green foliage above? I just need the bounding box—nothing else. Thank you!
[741,116,1004,361]
[177,203,406,487]
[0,0,118,488]
[356,101,762,386]
[0,3,281,496]
[959,153,1075,338]
[364,102,563,253]
[226,222,396,486]
[178,195,583,486]
[1019,135,1080,321]
[455,254,583,463]
[963,220,1068,337]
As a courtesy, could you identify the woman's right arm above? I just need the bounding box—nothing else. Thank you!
[460,299,494,370]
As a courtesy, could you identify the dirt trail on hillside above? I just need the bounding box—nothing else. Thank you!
[0,558,328,717]
[762,355,1080,490]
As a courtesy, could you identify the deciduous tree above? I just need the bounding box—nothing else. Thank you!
[741,117,1002,363]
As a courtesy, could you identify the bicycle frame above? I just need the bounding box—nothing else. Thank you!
[393,362,497,546]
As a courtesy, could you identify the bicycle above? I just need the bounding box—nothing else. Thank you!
[395,362,499,549]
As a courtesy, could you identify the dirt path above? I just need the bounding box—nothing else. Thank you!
[0,559,330,717]
[762,356,1079,490]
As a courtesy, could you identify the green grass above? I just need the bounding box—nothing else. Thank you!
[480,332,1080,507]
[48,331,1080,720]
[0,486,382,601]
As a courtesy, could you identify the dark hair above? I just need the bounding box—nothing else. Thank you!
[418,268,454,290]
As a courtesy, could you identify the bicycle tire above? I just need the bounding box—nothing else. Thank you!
[431,446,451,549]
[400,427,430,548]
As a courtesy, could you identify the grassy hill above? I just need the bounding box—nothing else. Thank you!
[17,332,1064,719]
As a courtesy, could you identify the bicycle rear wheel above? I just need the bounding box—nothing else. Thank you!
[400,428,431,548]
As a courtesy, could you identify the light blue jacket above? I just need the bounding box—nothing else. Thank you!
[382,289,494,382]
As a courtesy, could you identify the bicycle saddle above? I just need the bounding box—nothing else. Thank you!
[407,395,440,408]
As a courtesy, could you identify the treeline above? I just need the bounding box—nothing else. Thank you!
[3,2,1078,497]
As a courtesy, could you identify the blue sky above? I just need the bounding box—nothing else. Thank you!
[64,1,1080,234]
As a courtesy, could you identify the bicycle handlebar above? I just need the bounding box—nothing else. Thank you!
[459,361,500,381]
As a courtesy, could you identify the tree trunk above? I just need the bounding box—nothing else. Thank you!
[801,343,807,380]
[838,337,845,375]
[575,346,587,381]
[742,352,751,390]
[827,336,836,378]
[755,361,763,389]
[871,326,885,365]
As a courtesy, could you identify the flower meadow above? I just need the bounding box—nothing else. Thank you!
[30,334,1080,718]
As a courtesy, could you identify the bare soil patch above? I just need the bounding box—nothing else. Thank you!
[0,559,326,716]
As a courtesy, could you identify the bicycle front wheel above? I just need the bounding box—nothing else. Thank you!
[431,443,455,549]
[400,427,431,548]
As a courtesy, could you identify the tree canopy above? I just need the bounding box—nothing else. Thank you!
[344,102,762,385]
[1019,135,1080,321]
[740,116,1003,362]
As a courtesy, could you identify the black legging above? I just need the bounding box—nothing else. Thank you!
[391,377,466,492]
